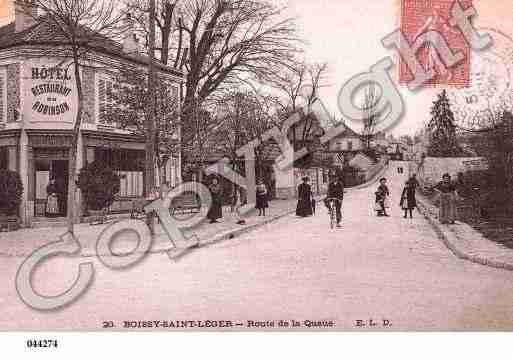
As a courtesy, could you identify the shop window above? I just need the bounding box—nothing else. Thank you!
[94,148,144,197]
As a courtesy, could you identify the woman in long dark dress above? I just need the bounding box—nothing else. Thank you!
[207,178,223,223]
[400,180,417,218]
[255,181,269,216]
[434,173,458,224]
[296,177,313,217]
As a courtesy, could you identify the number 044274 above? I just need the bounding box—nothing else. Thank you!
[26,339,58,349]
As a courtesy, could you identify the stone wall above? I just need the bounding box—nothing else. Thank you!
[82,67,96,123]
[6,63,19,122]
[413,157,489,187]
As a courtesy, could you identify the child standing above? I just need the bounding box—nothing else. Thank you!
[255,181,269,216]
[400,180,417,218]
[375,178,390,217]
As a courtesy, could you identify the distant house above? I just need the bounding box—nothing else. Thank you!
[327,124,364,153]
[387,141,409,160]
[349,152,375,171]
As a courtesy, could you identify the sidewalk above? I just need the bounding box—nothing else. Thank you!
[416,192,513,271]
[0,165,388,259]
[0,196,310,258]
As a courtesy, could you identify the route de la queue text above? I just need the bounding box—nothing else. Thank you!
[123,320,335,329]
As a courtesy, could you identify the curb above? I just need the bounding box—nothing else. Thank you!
[416,197,513,272]
[0,168,388,259]
[158,166,390,252]
[197,206,299,249]
[192,167,389,250]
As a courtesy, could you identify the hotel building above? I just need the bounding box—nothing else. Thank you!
[0,8,183,227]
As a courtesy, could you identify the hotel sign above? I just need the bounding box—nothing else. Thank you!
[23,59,78,123]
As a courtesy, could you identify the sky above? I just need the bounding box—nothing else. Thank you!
[1,0,512,136]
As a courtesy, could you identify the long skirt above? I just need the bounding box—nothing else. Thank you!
[439,192,457,224]
[255,194,269,209]
[296,199,313,217]
[46,195,59,215]
[207,197,223,220]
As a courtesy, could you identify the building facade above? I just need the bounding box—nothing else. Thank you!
[0,11,183,227]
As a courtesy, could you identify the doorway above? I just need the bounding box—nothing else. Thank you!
[34,159,69,217]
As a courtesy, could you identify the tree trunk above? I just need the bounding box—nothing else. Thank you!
[146,0,157,233]
[67,52,84,236]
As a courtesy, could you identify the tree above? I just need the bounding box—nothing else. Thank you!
[272,61,329,112]
[361,83,378,149]
[0,170,24,216]
[125,0,301,110]
[180,101,222,181]
[77,161,121,212]
[18,0,124,235]
[426,90,463,157]
[105,69,181,186]
[214,90,276,176]
[469,110,513,214]
[271,61,330,168]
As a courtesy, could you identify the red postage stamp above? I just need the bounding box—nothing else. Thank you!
[399,0,472,87]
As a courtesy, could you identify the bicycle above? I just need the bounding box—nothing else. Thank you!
[324,197,342,229]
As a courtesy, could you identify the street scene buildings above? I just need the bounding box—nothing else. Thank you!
[0,0,513,332]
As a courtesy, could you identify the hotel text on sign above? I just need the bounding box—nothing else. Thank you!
[23,59,77,123]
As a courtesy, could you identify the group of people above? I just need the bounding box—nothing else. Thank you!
[145,168,464,228]
[205,177,271,225]
[374,175,419,219]
[295,174,345,227]
[374,171,465,224]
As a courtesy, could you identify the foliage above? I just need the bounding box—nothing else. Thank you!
[181,102,223,177]
[0,170,24,215]
[77,161,121,211]
[426,90,463,157]
[213,91,277,174]
[126,0,301,108]
[105,69,180,178]
[468,111,513,214]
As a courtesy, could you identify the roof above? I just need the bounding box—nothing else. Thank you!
[327,121,360,139]
[0,19,182,77]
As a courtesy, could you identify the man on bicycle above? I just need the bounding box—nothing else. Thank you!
[324,173,345,227]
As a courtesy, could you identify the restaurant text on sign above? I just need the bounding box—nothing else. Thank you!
[24,61,77,122]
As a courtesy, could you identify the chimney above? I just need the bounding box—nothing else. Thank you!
[15,0,38,33]
[122,13,139,55]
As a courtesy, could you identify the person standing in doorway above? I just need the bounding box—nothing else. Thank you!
[45,179,59,217]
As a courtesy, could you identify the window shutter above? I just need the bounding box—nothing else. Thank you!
[171,86,179,102]
[106,80,113,115]
[99,78,106,122]
[0,72,4,123]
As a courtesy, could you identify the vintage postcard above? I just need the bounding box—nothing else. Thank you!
[1,0,513,345]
